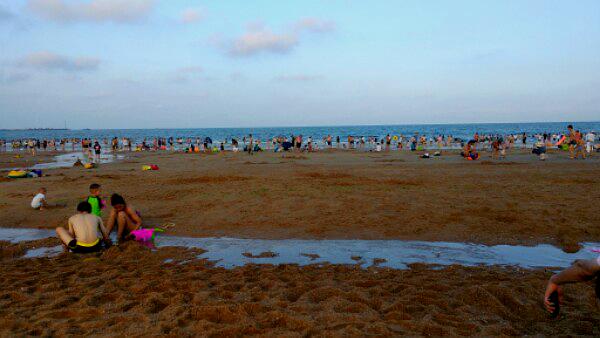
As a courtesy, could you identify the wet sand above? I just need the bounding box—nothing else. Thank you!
[0,150,67,170]
[1,149,599,249]
[1,240,599,336]
[1,149,600,335]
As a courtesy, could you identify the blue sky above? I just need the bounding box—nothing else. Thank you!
[0,0,599,129]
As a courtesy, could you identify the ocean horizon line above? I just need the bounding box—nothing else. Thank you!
[4,120,599,132]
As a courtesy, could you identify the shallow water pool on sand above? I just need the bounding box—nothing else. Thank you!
[30,152,123,169]
[1,228,596,269]
[156,236,599,269]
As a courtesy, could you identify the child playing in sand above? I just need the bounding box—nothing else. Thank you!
[544,257,600,317]
[105,194,142,243]
[87,183,104,217]
[31,187,47,210]
[56,201,111,253]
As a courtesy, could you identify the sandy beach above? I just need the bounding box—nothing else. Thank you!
[1,148,599,336]
[1,240,599,336]
[1,148,598,249]
[3,0,599,334]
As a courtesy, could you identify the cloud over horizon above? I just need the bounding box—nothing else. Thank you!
[227,23,298,57]
[27,0,155,23]
[225,18,334,57]
[18,51,100,72]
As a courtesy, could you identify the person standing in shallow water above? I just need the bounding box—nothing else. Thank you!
[93,141,101,162]
[248,134,254,155]
[567,124,577,159]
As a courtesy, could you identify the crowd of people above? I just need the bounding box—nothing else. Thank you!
[17,124,599,319]
[1,127,597,158]
[461,126,596,161]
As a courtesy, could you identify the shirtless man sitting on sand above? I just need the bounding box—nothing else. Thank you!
[544,257,600,316]
[56,201,111,253]
[105,193,142,243]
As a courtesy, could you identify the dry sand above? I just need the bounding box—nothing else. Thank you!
[1,149,599,336]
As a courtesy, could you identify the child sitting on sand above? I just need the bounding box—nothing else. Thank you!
[31,187,48,210]
[56,201,111,253]
[105,194,142,243]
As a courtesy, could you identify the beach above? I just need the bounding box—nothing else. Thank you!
[3,0,599,333]
[1,148,600,336]
[1,240,599,336]
[1,148,598,249]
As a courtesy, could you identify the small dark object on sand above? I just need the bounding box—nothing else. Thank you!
[549,291,560,318]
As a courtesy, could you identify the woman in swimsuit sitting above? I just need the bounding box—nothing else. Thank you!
[106,194,142,243]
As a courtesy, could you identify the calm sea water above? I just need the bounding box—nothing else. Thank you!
[1,122,598,144]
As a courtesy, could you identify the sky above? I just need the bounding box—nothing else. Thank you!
[0,0,599,129]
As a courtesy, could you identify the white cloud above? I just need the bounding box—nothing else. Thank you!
[294,18,335,34]
[19,51,100,71]
[180,8,204,24]
[27,0,155,23]
[224,19,334,57]
[226,23,298,56]
[275,74,323,82]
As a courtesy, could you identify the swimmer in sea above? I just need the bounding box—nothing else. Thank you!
[544,257,600,316]
[105,194,142,243]
[56,201,111,253]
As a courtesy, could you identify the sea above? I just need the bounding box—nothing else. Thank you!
[1,122,598,145]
